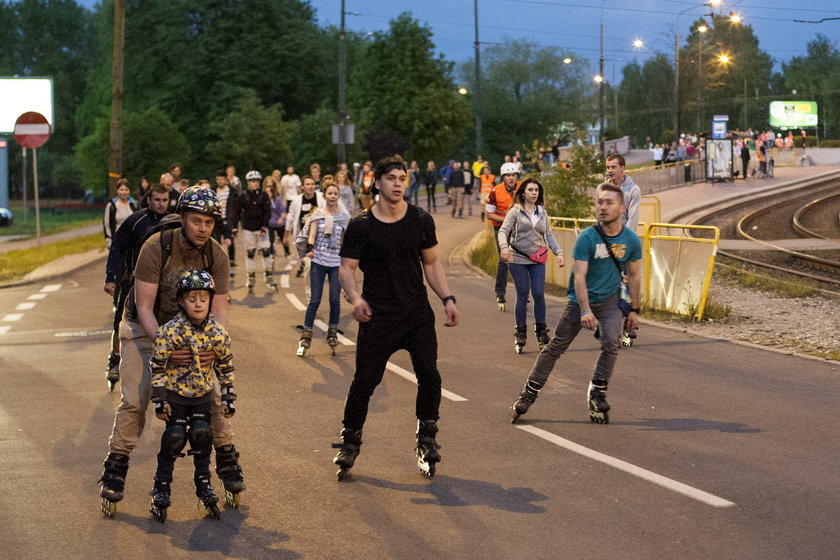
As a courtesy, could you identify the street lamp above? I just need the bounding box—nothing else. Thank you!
[563,57,572,64]
[696,23,708,131]
[458,87,468,96]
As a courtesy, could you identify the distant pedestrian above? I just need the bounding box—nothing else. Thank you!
[424,161,438,212]
[103,179,139,250]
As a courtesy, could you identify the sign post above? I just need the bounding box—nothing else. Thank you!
[13,111,51,246]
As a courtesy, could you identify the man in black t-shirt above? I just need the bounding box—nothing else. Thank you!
[333,156,460,480]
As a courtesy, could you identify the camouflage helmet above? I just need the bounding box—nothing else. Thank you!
[175,186,222,219]
[176,268,216,298]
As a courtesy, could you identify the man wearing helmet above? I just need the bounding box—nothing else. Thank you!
[99,186,246,517]
[237,170,275,294]
[485,162,520,311]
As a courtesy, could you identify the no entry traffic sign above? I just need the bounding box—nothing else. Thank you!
[13,111,51,149]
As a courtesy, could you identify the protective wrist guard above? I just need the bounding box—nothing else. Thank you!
[221,385,237,414]
[153,398,167,415]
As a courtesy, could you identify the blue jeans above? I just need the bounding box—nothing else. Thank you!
[508,262,546,326]
[304,262,340,328]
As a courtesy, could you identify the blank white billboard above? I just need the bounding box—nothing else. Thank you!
[0,77,54,133]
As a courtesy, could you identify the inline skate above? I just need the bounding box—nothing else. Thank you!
[332,428,363,481]
[514,325,527,354]
[105,351,120,392]
[511,381,542,423]
[496,295,506,312]
[587,380,610,424]
[98,453,129,518]
[246,272,255,294]
[194,474,221,519]
[416,420,441,478]
[215,444,245,508]
[535,322,550,351]
[326,327,341,356]
[149,479,171,523]
[264,271,277,292]
[296,327,313,357]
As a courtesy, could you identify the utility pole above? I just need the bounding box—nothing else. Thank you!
[598,12,605,155]
[673,32,680,142]
[337,0,347,165]
[473,0,482,156]
[107,0,125,198]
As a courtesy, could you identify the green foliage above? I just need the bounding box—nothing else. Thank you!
[76,106,190,192]
[469,229,500,277]
[0,233,103,284]
[534,134,600,219]
[783,35,840,140]
[618,55,675,146]
[466,39,592,163]
[348,13,470,163]
[206,89,292,172]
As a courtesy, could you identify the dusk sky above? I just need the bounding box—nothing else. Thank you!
[76,0,839,82]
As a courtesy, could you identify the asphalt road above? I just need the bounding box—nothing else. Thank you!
[1,209,838,559]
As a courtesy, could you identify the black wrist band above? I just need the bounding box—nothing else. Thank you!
[442,295,457,306]
[630,307,641,314]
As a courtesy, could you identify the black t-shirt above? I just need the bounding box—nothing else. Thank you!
[299,193,318,230]
[340,204,437,316]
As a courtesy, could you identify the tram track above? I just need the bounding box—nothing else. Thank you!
[679,172,840,295]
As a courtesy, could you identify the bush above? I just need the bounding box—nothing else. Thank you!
[817,139,840,148]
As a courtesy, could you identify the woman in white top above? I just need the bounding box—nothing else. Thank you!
[295,182,351,356]
[103,179,138,249]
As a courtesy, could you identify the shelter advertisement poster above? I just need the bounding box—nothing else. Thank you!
[706,139,733,181]
[769,101,818,129]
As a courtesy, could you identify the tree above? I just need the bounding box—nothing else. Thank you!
[205,88,293,172]
[618,54,675,145]
[348,13,469,163]
[536,132,601,219]
[464,39,592,164]
[76,105,189,192]
[783,34,840,139]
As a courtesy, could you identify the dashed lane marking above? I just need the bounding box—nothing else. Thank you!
[15,302,36,311]
[280,275,290,289]
[2,314,23,322]
[27,294,47,300]
[54,329,112,338]
[516,424,736,508]
[0,326,10,335]
[40,284,62,292]
[385,362,468,402]
[286,293,306,311]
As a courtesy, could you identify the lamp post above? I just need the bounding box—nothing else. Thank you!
[473,0,482,156]
[696,24,707,132]
[337,0,348,165]
[598,3,605,155]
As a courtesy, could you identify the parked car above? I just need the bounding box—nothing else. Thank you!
[0,208,13,227]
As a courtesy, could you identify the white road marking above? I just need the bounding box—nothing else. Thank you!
[0,326,10,335]
[15,302,36,311]
[27,293,47,300]
[280,275,290,288]
[2,314,23,322]
[516,425,736,508]
[284,263,293,271]
[54,329,112,338]
[385,362,468,402]
[40,284,62,292]
[313,319,355,346]
[286,293,306,311]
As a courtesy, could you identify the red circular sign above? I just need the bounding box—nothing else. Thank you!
[13,111,51,149]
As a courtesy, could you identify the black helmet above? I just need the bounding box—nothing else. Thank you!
[176,186,222,219]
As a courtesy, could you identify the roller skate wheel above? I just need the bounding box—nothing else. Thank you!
[108,381,116,392]
[296,345,307,357]
[205,503,221,520]
[589,411,609,424]
[150,503,167,523]
[336,467,351,481]
[511,412,521,424]
[224,490,240,508]
[417,458,436,478]
[100,498,117,518]
[515,344,523,354]
[330,347,336,356]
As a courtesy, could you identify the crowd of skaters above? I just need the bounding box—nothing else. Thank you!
[98,147,646,521]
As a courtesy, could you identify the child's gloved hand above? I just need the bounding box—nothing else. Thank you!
[221,385,237,417]
[153,399,171,421]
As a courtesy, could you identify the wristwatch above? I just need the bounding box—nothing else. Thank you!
[442,295,457,306]
[630,307,641,314]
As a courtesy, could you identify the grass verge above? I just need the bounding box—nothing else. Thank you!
[0,233,103,283]
[715,261,818,298]
[1,206,101,239]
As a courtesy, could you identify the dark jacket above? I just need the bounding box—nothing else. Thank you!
[238,188,271,231]
[105,207,167,284]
